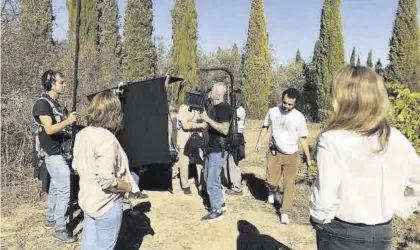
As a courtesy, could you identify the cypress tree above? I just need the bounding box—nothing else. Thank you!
[67,0,99,50]
[375,59,384,77]
[315,0,345,120]
[350,46,356,66]
[295,49,303,64]
[313,41,321,64]
[66,0,100,92]
[123,0,157,82]
[366,50,373,68]
[170,0,198,105]
[99,0,121,85]
[357,56,361,66]
[388,0,420,91]
[243,0,271,119]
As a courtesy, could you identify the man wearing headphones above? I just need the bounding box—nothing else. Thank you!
[32,70,77,243]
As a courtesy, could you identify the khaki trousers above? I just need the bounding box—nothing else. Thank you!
[177,148,203,189]
[266,151,299,213]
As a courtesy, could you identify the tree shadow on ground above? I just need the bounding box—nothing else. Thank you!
[237,220,292,250]
[115,201,154,250]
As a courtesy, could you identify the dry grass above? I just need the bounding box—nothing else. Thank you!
[1,120,419,249]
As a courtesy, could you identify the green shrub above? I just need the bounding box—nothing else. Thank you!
[386,82,420,153]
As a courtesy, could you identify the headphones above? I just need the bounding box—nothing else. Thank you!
[42,70,61,91]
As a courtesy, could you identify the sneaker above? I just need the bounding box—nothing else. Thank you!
[221,202,227,212]
[43,220,55,230]
[225,189,243,196]
[201,211,224,222]
[281,214,290,225]
[183,187,192,195]
[205,203,226,212]
[267,193,275,204]
[53,230,77,243]
[129,192,149,199]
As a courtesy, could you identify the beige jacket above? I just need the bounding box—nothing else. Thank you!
[72,126,140,218]
[176,104,203,148]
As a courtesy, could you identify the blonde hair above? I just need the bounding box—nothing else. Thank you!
[85,91,122,132]
[321,65,391,153]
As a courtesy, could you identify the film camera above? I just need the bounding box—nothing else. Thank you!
[184,88,210,112]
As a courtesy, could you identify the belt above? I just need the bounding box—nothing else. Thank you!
[334,217,392,227]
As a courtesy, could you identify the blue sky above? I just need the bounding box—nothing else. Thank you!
[52,0,419,66]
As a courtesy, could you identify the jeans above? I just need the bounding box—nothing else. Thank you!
[204,152,226,211]
[81,198,123,250]
[131,171,140,186]
[45,154,70,231]
[314,218,393,250]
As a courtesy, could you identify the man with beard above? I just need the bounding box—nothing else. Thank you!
[255,88,312,225]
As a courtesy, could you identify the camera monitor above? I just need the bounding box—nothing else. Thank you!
[185,91,205,112]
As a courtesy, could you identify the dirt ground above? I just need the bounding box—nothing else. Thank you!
[1,121,419,249]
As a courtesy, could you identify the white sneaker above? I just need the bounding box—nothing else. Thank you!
[221,202,227,212]
[267,194,274,204]
[281,214,290,225]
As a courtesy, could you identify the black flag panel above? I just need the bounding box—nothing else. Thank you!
[87,76,182,169]
[118,78,169,168]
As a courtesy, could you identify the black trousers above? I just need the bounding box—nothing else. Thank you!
[314,217,392,250]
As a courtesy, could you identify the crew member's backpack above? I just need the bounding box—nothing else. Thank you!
[225,106,245,165]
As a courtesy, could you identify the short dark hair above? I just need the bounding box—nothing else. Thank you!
[234,89,244,107]
[282,88,299,101]
[41,70,64,91]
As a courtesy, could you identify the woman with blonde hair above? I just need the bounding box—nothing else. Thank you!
[72,91,140,249]
[310,65,420,249]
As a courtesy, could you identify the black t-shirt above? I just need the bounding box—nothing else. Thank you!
[208,102,232,153]
[32,94,67,155]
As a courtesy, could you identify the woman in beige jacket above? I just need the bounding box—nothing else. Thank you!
[72,91,140,250]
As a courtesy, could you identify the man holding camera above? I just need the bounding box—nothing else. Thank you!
[32,70,77,243]
[176,91,207,195]
[199,82,232,222]
[255,88,311,225]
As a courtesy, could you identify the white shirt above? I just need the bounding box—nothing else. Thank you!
[263,106,308,154]
[237,106,246,134]
[310,128,420,225]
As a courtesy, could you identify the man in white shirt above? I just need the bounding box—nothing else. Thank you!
[255,88,312,225]
[223,90,246,196]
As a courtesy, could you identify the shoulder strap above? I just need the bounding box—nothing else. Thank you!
[38,97,58,113]
[34,97,63,125]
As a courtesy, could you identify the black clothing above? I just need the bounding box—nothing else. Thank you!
[32,94,68,155]
[231,133,246,165]
[207,102,232,153]
[183,132,205,165]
